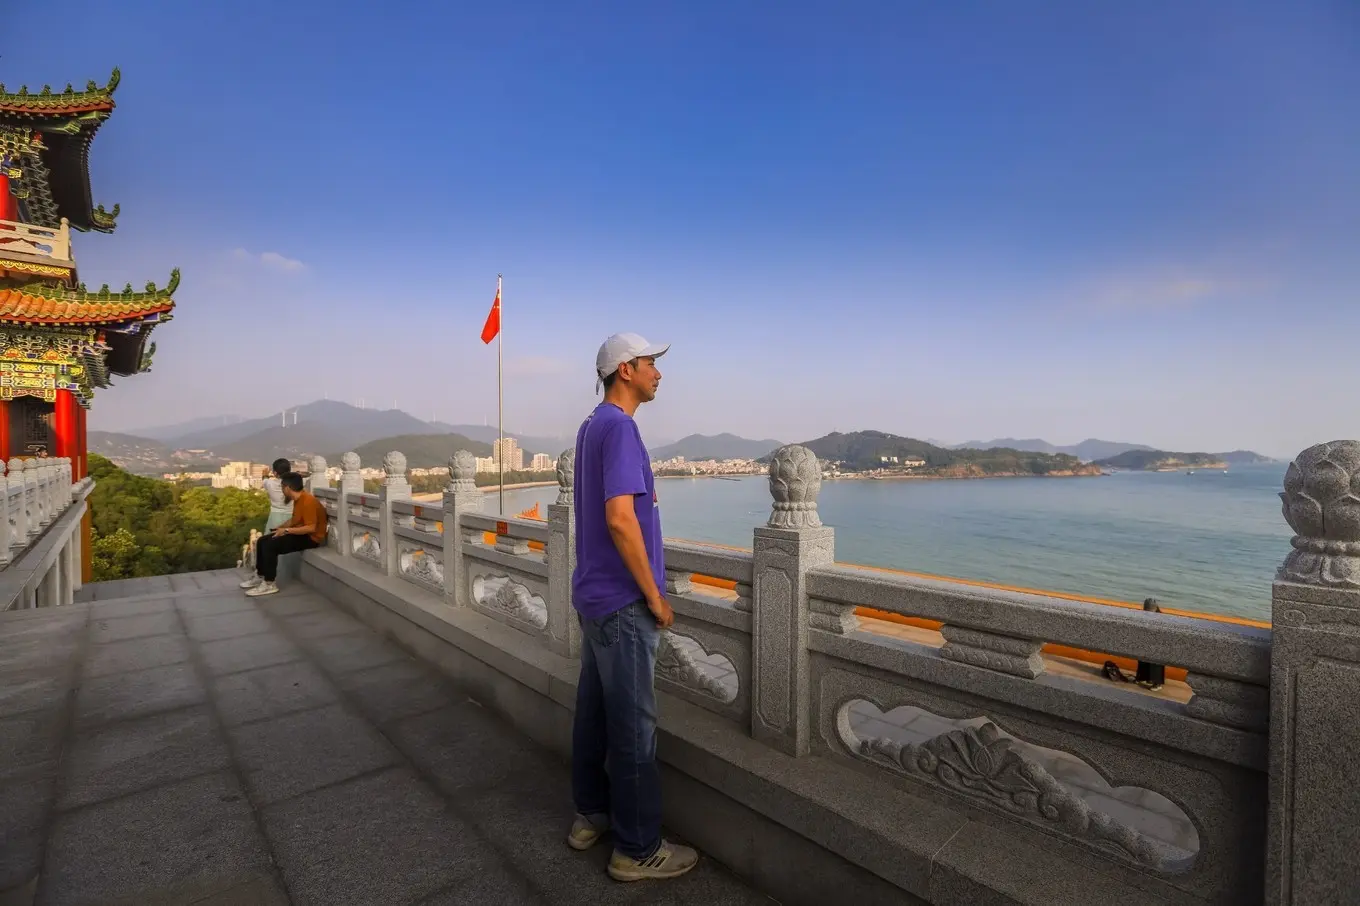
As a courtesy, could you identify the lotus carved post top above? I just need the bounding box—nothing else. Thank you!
[448,450,478,493]
[309,455,327,478]
[1279,440,1360,589]
[383,451,407,481]
[341,451,361,473]
[768,444,822,528]
[555,448,575,506]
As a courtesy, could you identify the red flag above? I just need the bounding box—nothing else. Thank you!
[480,282,501,344]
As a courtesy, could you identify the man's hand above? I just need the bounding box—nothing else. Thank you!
[646,592,674,629]
[272,527,288,538]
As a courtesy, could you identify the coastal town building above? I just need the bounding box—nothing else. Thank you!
[492,437,522,471]
[530,452,552,471]
[1,69,178,580]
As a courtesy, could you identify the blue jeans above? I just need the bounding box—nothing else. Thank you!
[571,600,662,860]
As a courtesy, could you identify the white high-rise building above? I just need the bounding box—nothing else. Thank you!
[493,438,523,472]
[474,456,497,474]
[531,453,553,472]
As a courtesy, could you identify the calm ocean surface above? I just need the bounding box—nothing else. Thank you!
[500,463,1290,622]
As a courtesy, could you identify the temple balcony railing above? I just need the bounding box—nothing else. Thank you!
[293,441,1356,906]
[0,456,87,612]
[0,217,74,268]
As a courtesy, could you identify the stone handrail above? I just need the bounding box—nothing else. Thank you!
[0,217,73,263]
[301,440,1360,905]
[1,462,87,611]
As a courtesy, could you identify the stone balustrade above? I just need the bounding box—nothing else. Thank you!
[0,456,90,611]
[295,440,1360,905]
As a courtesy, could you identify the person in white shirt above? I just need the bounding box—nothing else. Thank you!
[263,458,294,532]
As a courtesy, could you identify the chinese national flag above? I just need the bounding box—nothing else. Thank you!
[480,284,501,344]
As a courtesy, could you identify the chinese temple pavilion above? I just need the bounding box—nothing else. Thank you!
[1,68,178,578]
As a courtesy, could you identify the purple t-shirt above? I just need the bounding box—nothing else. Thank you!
[571,403,664,620]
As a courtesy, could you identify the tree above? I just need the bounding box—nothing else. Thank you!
[87,454,270,579]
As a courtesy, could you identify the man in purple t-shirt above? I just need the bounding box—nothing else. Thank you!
[565,332,699,882]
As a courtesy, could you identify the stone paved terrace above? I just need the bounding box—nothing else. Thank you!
[1,571,769,906]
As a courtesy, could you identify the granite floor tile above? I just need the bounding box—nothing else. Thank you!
[0,769,55,892]
[229,703,398,805]
[299,629,405,675]
[91,595,176,619]
[415,866,546,905]
[212,661,338,727]
[83,632,193,679]
[337,659,459,725]
[176,593,260,618]
[185,609,275,643]
[279,608,366,640]
[187,872,291,905]
[198,632,303,677]
[60,706,230,811]
[0,635,80,677]
[253,593,330,618]
[90,610,181,644]
[40,772,273,906]
[387,701,562,797]
[75,663,206,730]
[261,767,496,906]
[0,707,64,784]
[0,671,71,719]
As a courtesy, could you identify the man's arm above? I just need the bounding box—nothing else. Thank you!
[274,501,315,537]
[604,495,674,628]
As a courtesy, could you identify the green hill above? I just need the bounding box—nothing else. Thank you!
[1094,449,1227,470]
[793,431,1099,476]
[334,433,493,469]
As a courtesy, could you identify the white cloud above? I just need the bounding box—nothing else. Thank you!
[231,248,306,273]
[1083,274,1227,312]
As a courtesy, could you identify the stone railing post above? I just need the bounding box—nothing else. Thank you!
[1267,440,1360,904]
[334,452,363,558]
[33,459,50,529]
[547,448,580,657]
[379,452,411,576]
[7,458,26,553]
[442,451,483,608]
[308,455,329,493]
[44,460,58,522]
[750,445,833,756]
[0,464,12,567]
[20,459,40,540]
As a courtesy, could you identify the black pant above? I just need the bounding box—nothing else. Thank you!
[255,534,319,581]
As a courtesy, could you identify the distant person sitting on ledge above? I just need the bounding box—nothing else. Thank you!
[240,472,327,597]
[263,458,294,532]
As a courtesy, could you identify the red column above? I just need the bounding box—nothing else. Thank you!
[75,402,87,480]
[0,172,16,222]
[0,399,8,462]
[54,390,78,464]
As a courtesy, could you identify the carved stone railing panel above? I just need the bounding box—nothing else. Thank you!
[398,542,445,593]
[469,571,548,635]
[463,512,550,547]
[659,618,750,723]
[812,659,1264,903]
[0,217,72,263]
[350,525,381,565]
[809,595,859,634]
[842,699,1196,869]
[940,625,1045,679]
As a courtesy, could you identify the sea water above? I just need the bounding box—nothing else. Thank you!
[501,463,1290,621]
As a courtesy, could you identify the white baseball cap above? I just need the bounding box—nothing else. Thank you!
[595,332,669,391]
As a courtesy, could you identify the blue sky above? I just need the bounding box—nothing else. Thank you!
[7,1,1358,456]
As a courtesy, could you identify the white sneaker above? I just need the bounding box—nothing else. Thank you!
[607,840,698,882]
[239,575,262,589]
[245,581,279,597]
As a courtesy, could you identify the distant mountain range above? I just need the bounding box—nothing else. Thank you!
[92,406,1274,477]
[1094,448,1274,471]
[93,401,572,472]
[792,431,1099,477]
[953,438,1154,462]
[649,433,784,462]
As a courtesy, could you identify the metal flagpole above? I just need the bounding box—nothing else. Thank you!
[497,274,504,515]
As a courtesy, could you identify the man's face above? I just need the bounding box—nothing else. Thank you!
[622,356,662,401]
